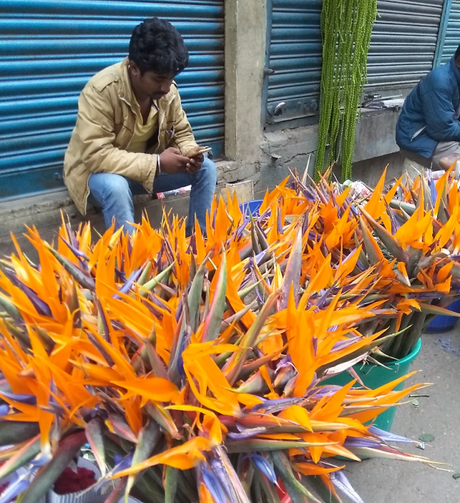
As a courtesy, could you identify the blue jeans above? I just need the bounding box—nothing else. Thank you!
[87,157,216,235]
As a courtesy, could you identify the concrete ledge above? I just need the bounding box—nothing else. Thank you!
[0,161,247,233]
[0,159,261,259]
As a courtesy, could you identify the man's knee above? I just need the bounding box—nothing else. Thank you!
[103,175,132,200]
[439,155,460,171]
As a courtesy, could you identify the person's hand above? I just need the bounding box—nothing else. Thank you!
[184,147,204,174]
[158,148,190,174]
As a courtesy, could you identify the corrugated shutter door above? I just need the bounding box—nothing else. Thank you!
[366,0,444,92]
[438,1,460,66]
[0,0,224,200]
[264,0,322,127]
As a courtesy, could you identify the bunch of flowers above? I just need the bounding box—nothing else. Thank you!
[0,168,456,502]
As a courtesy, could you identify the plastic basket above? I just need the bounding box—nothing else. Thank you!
[425,299,460,333]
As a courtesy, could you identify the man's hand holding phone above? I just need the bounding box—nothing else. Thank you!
[158,148,191,174]
[184,146,212,174]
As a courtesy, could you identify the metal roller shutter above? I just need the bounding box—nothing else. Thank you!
[263,0,322,128]
[366,0,444,92]
[264,0,444,129]
[0,0,224,200]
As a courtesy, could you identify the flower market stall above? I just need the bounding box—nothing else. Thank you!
[0,167,457,502]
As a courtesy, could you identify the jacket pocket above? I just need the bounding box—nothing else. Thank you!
[158,123,175,151]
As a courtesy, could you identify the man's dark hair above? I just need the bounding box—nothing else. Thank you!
[456,44,460,60]
[129,17,189,75]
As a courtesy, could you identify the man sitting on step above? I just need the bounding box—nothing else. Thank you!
[64,17,216,235]
[396,44,460,175]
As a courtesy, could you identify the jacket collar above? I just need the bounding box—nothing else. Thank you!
[450,56,460,86]
[118,57,176,111]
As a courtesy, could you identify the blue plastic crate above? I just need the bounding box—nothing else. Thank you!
[239,199,264,217]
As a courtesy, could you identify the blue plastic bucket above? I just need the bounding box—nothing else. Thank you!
[425,299,460,333]
[239,199,264,217]
[322,338,422,432]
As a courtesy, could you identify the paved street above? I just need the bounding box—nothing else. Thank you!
[344,328,460,502]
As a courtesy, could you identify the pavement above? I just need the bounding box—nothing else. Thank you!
[1,195,460,503]
[343,327,460,502]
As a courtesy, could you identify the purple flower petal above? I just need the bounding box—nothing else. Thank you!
[228,426,267,440]
[250,454,277,484]
[368,425,415,444]
[0,392,36,405]
[344,438,381,449]
[0,405,10,416]
[115,267,143,298]
[202,467,227,503]
[0,477,30,503]
[331,471,365,503]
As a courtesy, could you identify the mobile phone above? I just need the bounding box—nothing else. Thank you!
[189,147,212,158]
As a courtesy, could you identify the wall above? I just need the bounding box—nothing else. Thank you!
[244,108,405,198]
[223,1,407,197]
[0,0,410,243]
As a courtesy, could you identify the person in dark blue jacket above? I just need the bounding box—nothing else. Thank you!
[396,44,460,171]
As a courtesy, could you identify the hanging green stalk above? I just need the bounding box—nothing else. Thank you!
[315,0,377,180]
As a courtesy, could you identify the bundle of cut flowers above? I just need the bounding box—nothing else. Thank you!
[0,168,453,503]
[269,166,460,360]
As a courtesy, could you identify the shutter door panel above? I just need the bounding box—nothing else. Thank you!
[0,0,224,200]
[264,0,444,129]
[366,0,444,91]
[264,0,322,127]
[439,1,460,66]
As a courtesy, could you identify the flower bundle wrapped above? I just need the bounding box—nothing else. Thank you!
[0,170,450,503]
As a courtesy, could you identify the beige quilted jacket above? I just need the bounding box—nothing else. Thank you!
[63,58,198,214]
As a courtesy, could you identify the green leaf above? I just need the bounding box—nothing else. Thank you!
[86,418,107,477]
[250,215,262,256]
[253,469,281,503]
[133,471,165,503]
[143,340,168,380]
[168,309,189,386]
[201,253,227,343]
[140,262,176,297]
[0,295,21,321]
[225,290,281,386]
[389,200,416,215]
[188,254,210,333]
[20,430,87,503]
[280,227,303,310]
[45,245,96,291]
[137,261,152,286]
[0,421,39,447]
[125,422,161,501]
[104,479,128,503]
[304,476,344,503]
[144,403,181,440]
[227,439,335,453]
[420,302,460,317]
[271,451,322,503]
[164,465,179,503]
[0,434,40,480]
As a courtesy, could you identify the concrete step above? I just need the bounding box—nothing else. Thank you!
[0,189,190,261]
[0,160,257,261]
